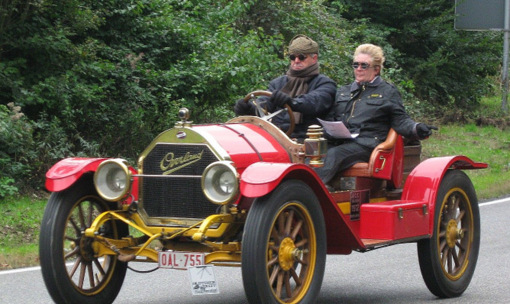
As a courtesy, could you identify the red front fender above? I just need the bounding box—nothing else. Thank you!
[45,158,139,199]
[240,162,322,197]
[239,162,362,254]
[46,158,107,192]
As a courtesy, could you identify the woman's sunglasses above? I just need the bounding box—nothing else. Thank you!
[352,62,372,70]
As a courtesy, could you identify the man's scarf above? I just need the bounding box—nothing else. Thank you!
[281,62,320,97]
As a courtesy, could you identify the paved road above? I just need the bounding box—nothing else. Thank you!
[1,197,508,304]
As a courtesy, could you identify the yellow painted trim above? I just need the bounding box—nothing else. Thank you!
[436,187,473,280]
[336,197,389,215]
[192,214,235,241]
[205,251,242,264]
[85,210,235,240]
[84,210,242,264]
[267,201,317,303]
[337,202,351,214]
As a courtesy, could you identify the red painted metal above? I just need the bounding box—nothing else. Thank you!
[371,135,403,181]
[360,200,430,240]
[193,124,291,170]
[390,135,404,188]
[240,162,307,197]
[45,157,139,204]
[45,158,107,191]
[401,155,488,235]
[239,162,364,254]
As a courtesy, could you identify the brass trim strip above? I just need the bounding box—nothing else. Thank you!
[133,174,201,178]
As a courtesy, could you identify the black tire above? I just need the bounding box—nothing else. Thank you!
[241,180,326,304]
[39,176,128,304]
[417,170,480,298]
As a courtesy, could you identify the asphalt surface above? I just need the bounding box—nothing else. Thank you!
[1,197,509,304]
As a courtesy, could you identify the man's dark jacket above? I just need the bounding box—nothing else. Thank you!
[266,74,336,141]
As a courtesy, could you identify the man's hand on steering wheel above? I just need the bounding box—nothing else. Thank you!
[234,98,256,115]
[268,90,293,109]
[239,90,296,137]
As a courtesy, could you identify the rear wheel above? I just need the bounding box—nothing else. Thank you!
[242,180,326,304]
[39,176,127,304]
[418,170,480,298]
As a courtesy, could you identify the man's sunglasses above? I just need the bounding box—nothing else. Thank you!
[289,54,308,61]
[352,62,372,70]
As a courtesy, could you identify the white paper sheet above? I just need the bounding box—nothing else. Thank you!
[317,118,359,139]
[188,266,220,295]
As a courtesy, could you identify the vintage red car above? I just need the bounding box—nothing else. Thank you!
[39,91,487,303]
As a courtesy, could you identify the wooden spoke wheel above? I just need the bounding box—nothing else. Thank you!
[418,170,480,298]
[242,180,326,303]
[40,177,127,304]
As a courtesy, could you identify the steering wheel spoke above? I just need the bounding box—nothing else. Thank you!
[242,90,295,136]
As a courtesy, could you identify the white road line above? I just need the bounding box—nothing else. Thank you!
[1,196,508,276]
[479,196,510,207]
[0,265,41,275]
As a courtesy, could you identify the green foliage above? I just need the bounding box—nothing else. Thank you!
[0,0,34,38]
[423,122,510,200]
[337,0,502,108]
[224,0,356,84]
[0,177,17,199]
[0,103,35,195]
[0,0,505,193]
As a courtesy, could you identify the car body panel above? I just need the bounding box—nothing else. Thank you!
[402,155,488,235]
[45,157,107,191]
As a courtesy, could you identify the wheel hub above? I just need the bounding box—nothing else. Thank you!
[279,237,298,271]
[446,219,462,248]
[79,237,95,262]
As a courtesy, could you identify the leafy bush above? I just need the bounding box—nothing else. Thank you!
[0,0,505,193]
[0,177,17,199]
[337,0,502,109]
[0,103,35,196]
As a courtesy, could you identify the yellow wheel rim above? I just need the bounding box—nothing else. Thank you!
[436,187,474,280]
[266,202,317,303]
[63,197,118,295]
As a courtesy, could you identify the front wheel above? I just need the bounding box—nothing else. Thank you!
[241,180,326,304]
[39,176,127,304]
[417,170,480,298]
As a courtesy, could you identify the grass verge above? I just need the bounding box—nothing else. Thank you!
[422,123,510,200]
[0,195,47,269]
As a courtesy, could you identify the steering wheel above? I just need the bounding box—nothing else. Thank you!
[242,90,296,137]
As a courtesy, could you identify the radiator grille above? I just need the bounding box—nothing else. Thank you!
[140,143,220,219]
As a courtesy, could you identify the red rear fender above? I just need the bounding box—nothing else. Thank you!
[402,155,487,203]
[402,155,487,233]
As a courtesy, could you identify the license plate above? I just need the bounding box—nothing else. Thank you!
[158,251,205,270]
